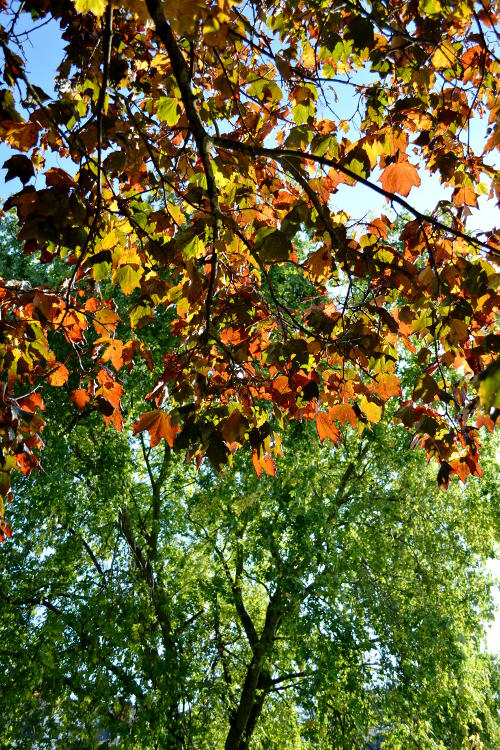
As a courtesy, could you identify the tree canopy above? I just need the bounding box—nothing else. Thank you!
[1,379,500,748]
[0,0,499,529]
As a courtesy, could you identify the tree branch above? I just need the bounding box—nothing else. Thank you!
[212,136,494,254]
[145,0,220,335]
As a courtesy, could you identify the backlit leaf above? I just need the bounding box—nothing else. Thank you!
[379,161,421,197]
[316,412,341,444]
[132,410,180,448]
[48,363,69,386]
[70,388,90,410]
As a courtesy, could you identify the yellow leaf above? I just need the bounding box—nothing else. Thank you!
[73,0,106,16]
[431,41,456,70]
[114,265,143,296]
[360,396,381,423]
[100,230,118,250]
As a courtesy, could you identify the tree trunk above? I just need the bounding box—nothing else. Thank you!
[225,589,282,750]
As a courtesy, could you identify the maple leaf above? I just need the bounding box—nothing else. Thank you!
[328,404,357,428]
[379,161,421,197]
[370,374,401,401]
[70,389,90,410]
[132,410,180,448]
[3,154,34,185]
[100,339,125,371]
[251,449,276,478]
[73,0,106,15]
[316,412,341,444]
[113,265,143,296]
[359,397,382,423]
[48,363,69,386]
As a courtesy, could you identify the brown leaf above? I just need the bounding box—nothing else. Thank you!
[45,167,77,190]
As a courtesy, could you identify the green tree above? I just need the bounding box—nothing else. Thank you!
[1,382,499,748]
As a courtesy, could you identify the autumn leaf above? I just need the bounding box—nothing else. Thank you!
[252,449,262,478]
[370,374,401,401]
[113,265,143,296]
[93,308,120,336]
[329,404,357,428]
[132,410,180,448]
[379,161,421,197]
[100,339,125,371]
[260,453,276,477]
[2,121,39,151]
[70,388,90,410]
[45,167,76,190]
[316,412,341,444]
[359,397,382,423]
[48,363,69,386]
[73,0,106,15]
[431,41,457,70]
[3,154,34,185]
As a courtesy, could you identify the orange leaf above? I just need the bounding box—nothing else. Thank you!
[101,339,125,371]
[94,308,120,336]
[252,449,262,478]
[70,388,90,410]
[370,373,401,400]
[476,414,494,432]
[273,375,292,394]
[329,404,357,428]
[316,412,340,444]
[379,161,421,197]
[16,452,37,476]
[48,363,69,386]
[132,410,179,448]
[260,453,276,476]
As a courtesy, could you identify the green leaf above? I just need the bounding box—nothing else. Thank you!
[479,363,500,410]
[157,97,180,126]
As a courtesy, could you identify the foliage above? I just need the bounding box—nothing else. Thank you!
[0,0,498,530]
[1,382,500,748]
